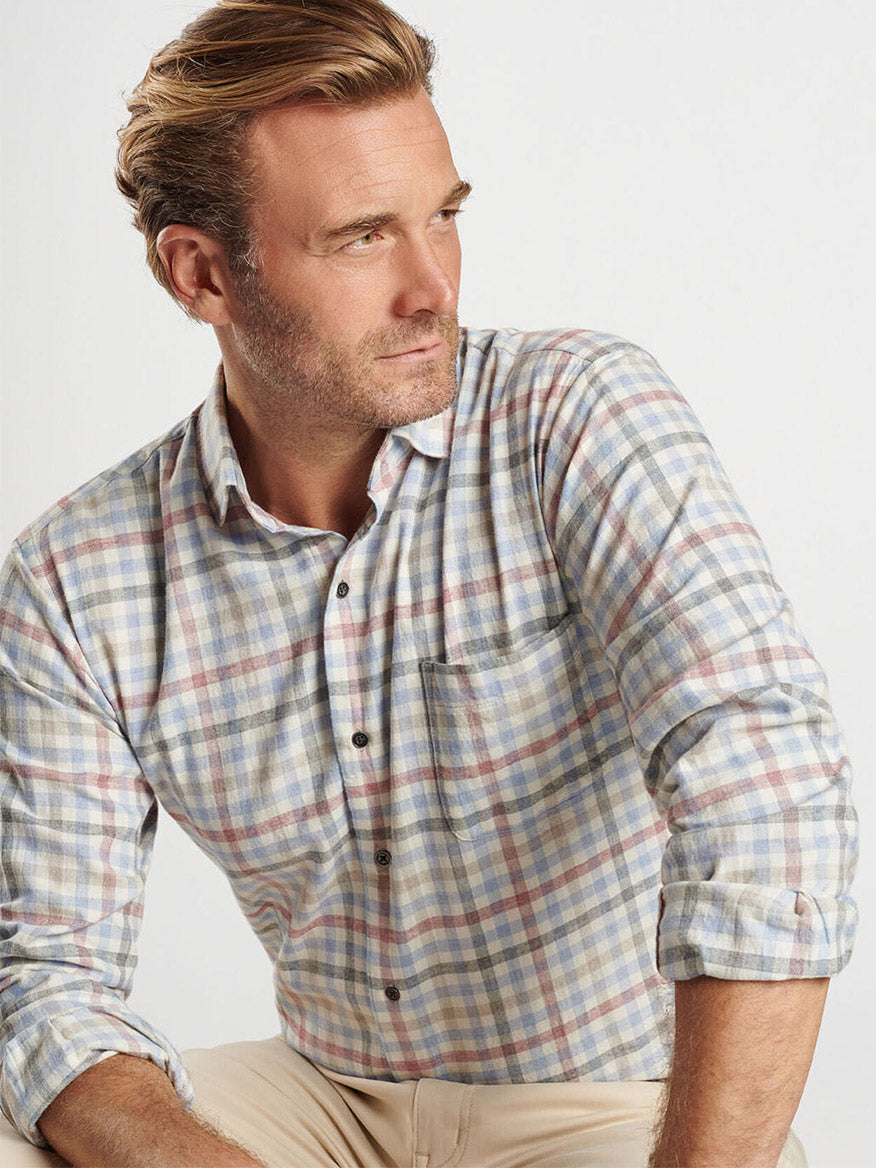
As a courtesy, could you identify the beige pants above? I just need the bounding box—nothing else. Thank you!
[0,1035,807,1167]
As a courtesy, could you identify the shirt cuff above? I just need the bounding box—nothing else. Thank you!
[0,1007,194,1147]
[656,880,858,981]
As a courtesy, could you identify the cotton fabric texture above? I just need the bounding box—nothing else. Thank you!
[0,329,857,1145]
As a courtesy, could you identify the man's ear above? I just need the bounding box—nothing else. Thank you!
[156,225,236,324]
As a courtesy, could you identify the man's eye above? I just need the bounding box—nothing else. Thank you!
[344,231,380,251]
[436,208,462,224]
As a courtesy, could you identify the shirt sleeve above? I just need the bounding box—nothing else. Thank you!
[543,341,858,981]
[0,544,194,1146]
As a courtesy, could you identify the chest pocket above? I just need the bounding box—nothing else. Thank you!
[420,614,593,842]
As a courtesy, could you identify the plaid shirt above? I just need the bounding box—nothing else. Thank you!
[1,328,857,1145]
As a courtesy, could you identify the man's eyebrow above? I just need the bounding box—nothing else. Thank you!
[444,178,473,206]
[318,178,474,243]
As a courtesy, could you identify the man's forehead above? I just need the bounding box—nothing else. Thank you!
[246,91,459,230]
[248,90,450,180]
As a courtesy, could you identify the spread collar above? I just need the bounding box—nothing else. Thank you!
[198,365,455,529]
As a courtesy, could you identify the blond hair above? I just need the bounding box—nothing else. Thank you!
[116,0,435,314]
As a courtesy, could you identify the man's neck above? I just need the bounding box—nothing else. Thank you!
[224,383,386,540]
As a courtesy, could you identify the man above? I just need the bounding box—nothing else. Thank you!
[0,1,857,1165]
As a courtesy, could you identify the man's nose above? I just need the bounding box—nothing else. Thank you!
[392,238,458,317]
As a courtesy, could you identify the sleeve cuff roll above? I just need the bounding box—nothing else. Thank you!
[656,880,858,981]
[0,1007,195,1147]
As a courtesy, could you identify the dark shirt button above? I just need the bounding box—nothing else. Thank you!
[385,985,401,1002]
[352,731,369,749]
[375,849,392,867]
[336,581,350,598]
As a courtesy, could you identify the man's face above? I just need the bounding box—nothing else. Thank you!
[225,88,467,431]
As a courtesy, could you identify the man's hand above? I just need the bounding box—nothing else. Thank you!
[649,975,828,1168]
[38,1052,265,1168]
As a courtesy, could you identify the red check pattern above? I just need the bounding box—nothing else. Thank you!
[1,329,857,1146]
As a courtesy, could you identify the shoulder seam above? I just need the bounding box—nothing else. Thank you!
[467,329,651,372]
[12,416,192,550]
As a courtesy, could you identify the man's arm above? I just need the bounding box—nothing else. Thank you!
[38,1054,264,1168]
[649,976,829,1168]
[541,348,856,1155]
[0,549,199,1142]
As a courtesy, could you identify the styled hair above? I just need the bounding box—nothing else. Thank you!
[115,0,435,314]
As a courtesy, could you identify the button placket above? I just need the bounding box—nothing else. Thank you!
[324,559,369,776]
[323,523,397,1011]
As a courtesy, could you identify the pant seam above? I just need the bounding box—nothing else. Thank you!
[410,1078,425,1168]
[432,1084,474,1168]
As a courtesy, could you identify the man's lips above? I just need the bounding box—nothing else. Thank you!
[377,340,444,361]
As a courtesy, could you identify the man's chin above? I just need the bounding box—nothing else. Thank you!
[366,359,457,428]
[372,395,455,431]
[393,373,457,426]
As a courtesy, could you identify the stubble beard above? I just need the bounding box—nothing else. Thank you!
[231,267,460,432]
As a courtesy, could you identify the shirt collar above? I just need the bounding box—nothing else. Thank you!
[198,367,249,527]
[198,364,454,529]
[389,401,454,459]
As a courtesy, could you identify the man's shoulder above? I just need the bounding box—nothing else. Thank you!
[456,325,671,425]
[461,326,651,371]
[10,409,197,568]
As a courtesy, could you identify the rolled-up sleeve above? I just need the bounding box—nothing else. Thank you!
[546,342,858,981]
[0,546,193,1146]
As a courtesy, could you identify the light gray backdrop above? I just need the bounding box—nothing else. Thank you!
[1,2,873,1164]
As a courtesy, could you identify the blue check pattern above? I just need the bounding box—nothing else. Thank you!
[0,328,858,1145]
